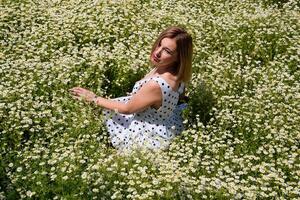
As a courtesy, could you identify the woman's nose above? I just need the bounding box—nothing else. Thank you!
[155,48,162,57]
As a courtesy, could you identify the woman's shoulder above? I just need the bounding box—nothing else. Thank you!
[138,78,161,92]
[140,68,182,91]
[159,73,181,91]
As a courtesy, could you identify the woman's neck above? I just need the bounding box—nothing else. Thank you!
[155,65,178,76]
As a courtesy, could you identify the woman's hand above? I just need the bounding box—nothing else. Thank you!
[69,87,96,103]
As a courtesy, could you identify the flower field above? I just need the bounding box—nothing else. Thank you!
[0,0,299,199]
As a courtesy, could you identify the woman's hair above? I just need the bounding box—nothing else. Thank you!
[150,26,193,84]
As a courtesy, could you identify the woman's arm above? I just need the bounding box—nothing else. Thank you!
[69,81,162,114]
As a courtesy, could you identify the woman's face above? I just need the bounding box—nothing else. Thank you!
[150,37,178,68]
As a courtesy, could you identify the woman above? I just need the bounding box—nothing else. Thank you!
[70,26,193,151]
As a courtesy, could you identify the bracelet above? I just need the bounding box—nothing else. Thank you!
[92,96,98,104]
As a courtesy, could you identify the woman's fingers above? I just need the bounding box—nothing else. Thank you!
[69,87,84,101]
[70,89,80,96]
[69,87,94,102]
[69,87,85,94]
[71,88,90,96]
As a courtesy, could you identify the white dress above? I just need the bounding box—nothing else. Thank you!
[102,75,185,151]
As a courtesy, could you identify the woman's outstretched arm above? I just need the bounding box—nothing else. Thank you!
[69,81,162,114]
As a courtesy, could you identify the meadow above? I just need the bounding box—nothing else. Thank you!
[0,0,299,199]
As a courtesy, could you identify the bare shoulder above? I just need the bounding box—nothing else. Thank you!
[141,80,161,93]
[161,73,180,90]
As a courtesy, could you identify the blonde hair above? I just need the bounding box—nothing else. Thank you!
[150,26,193,84]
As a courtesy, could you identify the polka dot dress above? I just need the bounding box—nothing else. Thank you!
[102,76,185,151]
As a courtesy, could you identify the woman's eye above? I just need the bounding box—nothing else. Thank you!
[165,49,171,54]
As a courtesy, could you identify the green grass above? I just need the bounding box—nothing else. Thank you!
[0,0,299,199]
